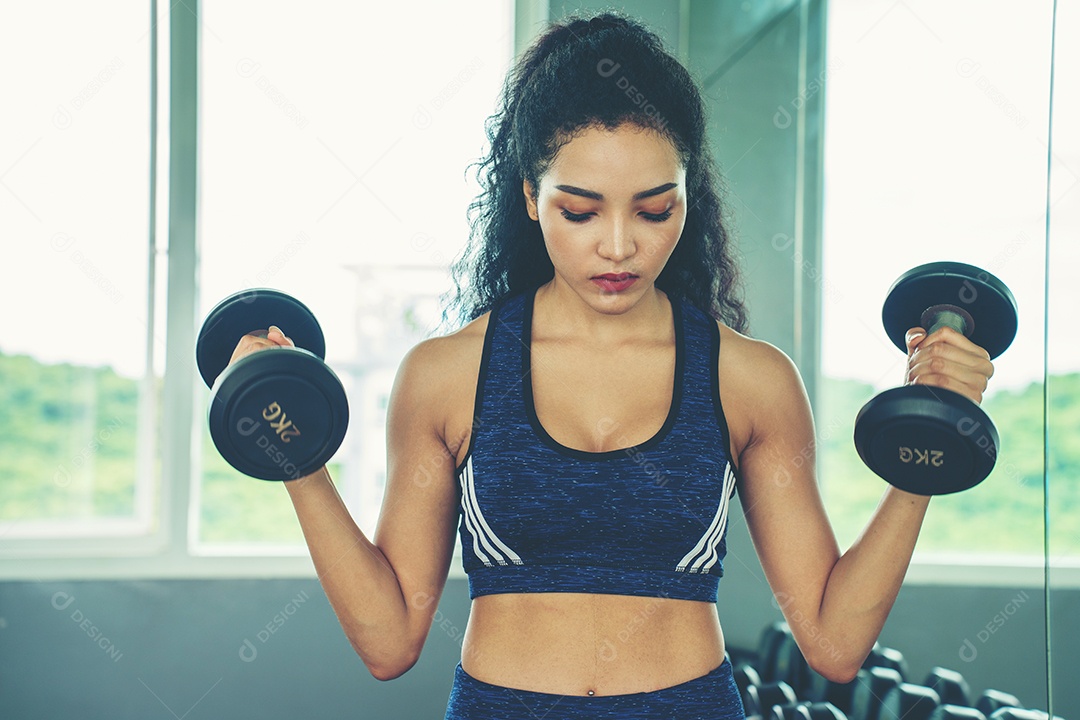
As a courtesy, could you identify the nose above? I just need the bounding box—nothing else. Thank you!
[598,215,635,261]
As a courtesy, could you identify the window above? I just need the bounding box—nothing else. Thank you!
[821,0,1062,557]
[0,3,161,541]
[194,1,513,549]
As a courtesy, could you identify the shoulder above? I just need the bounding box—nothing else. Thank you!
[713,320,812,461]
[715,321,803,389]
[392,311,491,453]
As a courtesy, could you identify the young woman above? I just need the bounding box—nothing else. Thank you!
[233,12,996,719]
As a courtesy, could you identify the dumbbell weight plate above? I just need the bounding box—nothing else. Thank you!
[930,706,987,720]
[881,261,1017,360]
[744,681,798,716]
[197,288,327,388]
[976,690,1021,714]
[758,622,791,682]
[925,667,972,707]
[771,703,848,720]
[881,683,941,720]
[209,348,348,480]
[854,385,998,495]
[851,666,903,720]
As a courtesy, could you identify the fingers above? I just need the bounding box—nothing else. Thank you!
[267,325,295,347]
[904,325,995,404]
[228,325,295,367]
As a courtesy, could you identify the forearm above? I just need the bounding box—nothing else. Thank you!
[815,486,930,675]
[285,468,415,677]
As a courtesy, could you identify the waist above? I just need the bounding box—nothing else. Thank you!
[460,592,725,696]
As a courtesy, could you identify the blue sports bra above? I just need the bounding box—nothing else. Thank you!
[454,286,738,602]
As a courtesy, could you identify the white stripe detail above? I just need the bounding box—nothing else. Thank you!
[459,457,523,566]
[458,464,492,566]
[459,458,501,566]
[676,463,737,573]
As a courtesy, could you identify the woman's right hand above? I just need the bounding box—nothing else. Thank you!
[227,325,296,368]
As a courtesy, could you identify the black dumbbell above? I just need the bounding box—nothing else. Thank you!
[802,642,906,713]
[735,663,765,700]
[850,666,903,720]
[744,681,799,717]
[771,702,850,719]
[988,711,1062,720]
[976,690,1021,715]
[925,667,971,707]
[758,622,792,682]
[196,289,349,480]
[805,669,858,714]
[930,707,986,720]
[854,261,1018,495]
[774,630,812,696]
[881,683,940,720]
[864,644,909,681]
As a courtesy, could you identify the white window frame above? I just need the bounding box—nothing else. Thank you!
[1,0,1076,592]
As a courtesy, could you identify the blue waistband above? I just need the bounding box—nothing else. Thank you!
[444,658,744,720]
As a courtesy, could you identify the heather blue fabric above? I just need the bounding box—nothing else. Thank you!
[444,659,745,720]
[455,286,738,602]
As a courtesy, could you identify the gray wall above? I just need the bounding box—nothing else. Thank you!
[1,578,1071,718]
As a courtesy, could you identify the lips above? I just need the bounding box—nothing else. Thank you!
[591,273,639,293]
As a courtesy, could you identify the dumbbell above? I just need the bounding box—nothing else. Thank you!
[976,690,1021,715]
[850,666,903,720]
[880,683,940,719]
[196,289,349,480]
[924,667,971,707]
[854,261,1018,495]
[743,681,799,717]
[803,642,909,714]
[930,708,986,720]
[735,663,765,700]
[864,644,908,680]
[988,711,1063,720]
[773,630,812,696]
[770,702,849,719]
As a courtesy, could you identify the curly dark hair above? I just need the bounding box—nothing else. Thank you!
[438,10,748,334]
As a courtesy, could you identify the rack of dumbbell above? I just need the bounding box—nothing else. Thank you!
[730,622,1062,720]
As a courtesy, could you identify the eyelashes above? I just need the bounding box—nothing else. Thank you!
[559,209,673,223]
[560,209,593,223]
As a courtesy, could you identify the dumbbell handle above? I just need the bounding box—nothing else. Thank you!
[920,304,974,338]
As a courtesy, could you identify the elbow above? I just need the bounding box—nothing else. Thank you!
[350,637,422,682]
[805,650,862,685]
[363,650,420,682]
[814,662,860,685]
[367,660,415,682]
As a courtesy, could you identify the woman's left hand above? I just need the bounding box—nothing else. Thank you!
[903,325,995,405]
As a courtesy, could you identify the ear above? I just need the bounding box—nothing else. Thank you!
[522,179,539,221]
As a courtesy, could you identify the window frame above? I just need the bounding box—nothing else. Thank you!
[2,0,1076,593]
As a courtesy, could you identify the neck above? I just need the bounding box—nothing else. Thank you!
[533,278,671,345]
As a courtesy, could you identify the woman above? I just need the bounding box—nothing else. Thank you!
[236,12,995,719]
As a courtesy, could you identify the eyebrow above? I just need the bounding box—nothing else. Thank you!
[553,182,678,201]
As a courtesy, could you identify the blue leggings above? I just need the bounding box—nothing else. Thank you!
[444,658,745,719]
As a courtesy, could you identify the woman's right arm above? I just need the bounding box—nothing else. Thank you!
[279,335,462,680]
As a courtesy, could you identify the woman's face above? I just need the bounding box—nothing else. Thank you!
[523,123,687,309]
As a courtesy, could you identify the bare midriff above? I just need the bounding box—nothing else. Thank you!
[459,591,726,697]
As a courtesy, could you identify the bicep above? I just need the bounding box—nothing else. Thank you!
[734,346,839,619]
[374,340,461,631]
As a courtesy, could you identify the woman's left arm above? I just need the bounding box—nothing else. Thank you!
[730,325,994,682]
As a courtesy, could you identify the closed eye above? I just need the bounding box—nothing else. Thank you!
[641,210,672,223]
[560,209,593,223]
